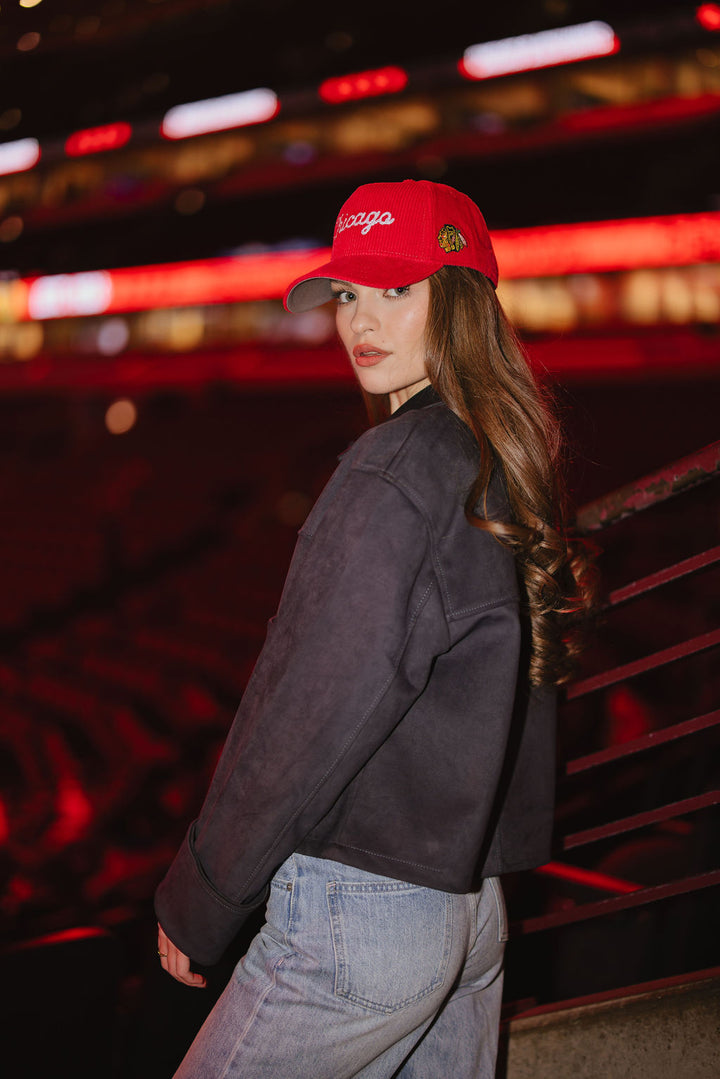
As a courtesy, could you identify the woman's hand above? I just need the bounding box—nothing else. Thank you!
[157,923,207,988]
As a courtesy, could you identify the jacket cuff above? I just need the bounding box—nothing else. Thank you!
[154,822,269,966]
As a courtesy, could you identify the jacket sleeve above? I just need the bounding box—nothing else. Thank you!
[154,463,444,965]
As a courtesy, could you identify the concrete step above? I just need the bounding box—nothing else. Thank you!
[502,969,720,1079]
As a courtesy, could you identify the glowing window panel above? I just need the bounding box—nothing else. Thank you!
[27,271,113,320]
[65,122,132,157]
[161,88,279,139]
[0,137,41,177]
[697,3,720,30]
[460,21,619,80]
[319,66,408,104]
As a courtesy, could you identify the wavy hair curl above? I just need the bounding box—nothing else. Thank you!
[423,266,597,687]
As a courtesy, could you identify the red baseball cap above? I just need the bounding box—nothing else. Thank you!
[283,179,498,312]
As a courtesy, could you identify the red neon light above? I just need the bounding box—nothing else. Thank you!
[535,861,642,895]
[13,211,720,322]
[319,66,408,104]
[559,92,720,134]
[108,251,327,310]
[65,122,132,157]
[493,212,720,279]
[528,329,720,379]
[0,330,715,392]
[19,250,329,321]
[7,927,110,953]
[697,3,720,30]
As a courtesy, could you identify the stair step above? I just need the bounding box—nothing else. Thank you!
[503,970,720,1079]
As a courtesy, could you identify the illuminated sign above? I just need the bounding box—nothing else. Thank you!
[697,3,720,31]
[65,123,133,157]
[319,66,409,104]
[161,89,280,139]
[27,272,114,320]
[12,213,720,322]
[492,213,720,278]
[0,137,41,177]
[460,21,619,80]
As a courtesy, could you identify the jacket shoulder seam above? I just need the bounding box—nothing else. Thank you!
[351,464,515,621]
[352,464,455,616]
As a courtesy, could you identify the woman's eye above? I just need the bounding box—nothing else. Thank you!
[385,286,410,298]
[333,290,356,304]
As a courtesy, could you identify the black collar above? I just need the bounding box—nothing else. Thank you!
[391,384,441,418]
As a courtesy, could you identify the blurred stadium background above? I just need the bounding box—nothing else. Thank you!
[0,2,717,1075]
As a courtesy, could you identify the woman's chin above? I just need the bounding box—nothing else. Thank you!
[352,366,392,396]
[352,365,428,401]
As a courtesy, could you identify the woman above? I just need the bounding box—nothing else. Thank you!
[155,179,595,1077]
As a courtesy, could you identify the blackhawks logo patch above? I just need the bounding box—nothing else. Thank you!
[437,224,467,253]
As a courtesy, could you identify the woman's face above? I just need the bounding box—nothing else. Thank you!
[332,278,431,412]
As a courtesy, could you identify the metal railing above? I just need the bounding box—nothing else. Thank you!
[506,441,720,1008]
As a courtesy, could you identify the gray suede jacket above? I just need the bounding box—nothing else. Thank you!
[155,386,556,966]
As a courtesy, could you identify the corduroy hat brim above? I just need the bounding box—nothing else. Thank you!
[284,254,447,313]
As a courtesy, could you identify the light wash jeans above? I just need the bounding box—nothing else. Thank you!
[174,854,507,1079]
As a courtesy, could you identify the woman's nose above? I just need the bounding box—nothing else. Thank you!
[350,299,379,334]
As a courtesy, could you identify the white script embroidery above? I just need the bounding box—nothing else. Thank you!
[335,210,396,237]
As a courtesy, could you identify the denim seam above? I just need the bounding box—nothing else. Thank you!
[326,882,345,1004]
[218,951,294,1079]
[326,887,453,1014]
[285,854,298,944]
[486,877,509,943]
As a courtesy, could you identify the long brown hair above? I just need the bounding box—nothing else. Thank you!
[423,266,596,687]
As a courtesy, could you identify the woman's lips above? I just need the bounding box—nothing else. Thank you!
[353,344,390,367]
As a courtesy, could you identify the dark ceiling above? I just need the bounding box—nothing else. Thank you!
[1,0,717,276]
[0,0,693,140]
